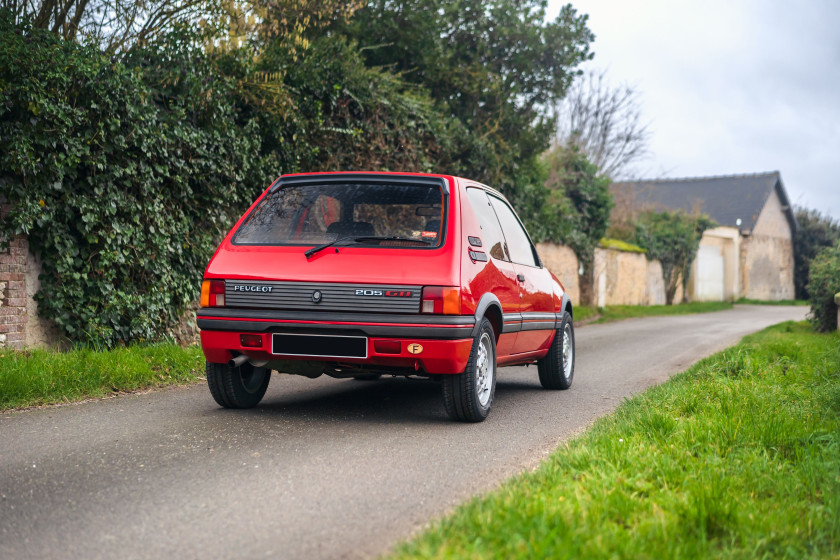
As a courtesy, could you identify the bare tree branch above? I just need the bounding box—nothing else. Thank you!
[555,69,651,180]
[10,0,361,58]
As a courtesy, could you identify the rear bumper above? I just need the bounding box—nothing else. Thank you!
[198,309,475,374]
[197,308,475,338]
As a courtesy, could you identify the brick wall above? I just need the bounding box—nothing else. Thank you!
[0,202,28,349]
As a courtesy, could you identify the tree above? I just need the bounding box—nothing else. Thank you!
[555,69,650,179]
[5,0,223,49]
[633,210,715,305]
[3,0,358,52]
[335,0,594,195]
[541,144,613,305]
[249,32,458,174]
[793,206,840,299]
[807,241,840,332]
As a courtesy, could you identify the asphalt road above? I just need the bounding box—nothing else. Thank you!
[0,305,807,560]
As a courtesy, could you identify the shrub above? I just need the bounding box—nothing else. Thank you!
[0,14,267,346]
[793,206,840,299]
[807,241,840,332]
[633,210,715,305]
[538,144,613,305]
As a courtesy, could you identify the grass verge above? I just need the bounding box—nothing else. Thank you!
[0,344,204,411]
[389,322,840,559]
[736,297,809,306]
[576,301,733,324]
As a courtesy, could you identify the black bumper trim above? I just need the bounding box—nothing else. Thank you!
[197,309,475,340]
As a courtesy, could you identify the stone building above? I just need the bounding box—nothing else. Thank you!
[612,171,798,301]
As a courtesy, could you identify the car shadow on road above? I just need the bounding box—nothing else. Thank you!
[202,372,548,425]
[212,376,451,425]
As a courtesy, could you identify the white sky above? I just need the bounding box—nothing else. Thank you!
[548,0,840,220]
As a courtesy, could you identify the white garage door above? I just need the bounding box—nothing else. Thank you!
[695,245,725,301]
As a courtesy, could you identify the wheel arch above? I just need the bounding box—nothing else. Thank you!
[562,293,573,319]
[472,292,503,340]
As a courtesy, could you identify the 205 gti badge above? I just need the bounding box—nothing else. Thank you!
[355,289,383,296]
[354,289,413,297]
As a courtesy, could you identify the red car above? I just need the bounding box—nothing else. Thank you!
[198,172,574,421]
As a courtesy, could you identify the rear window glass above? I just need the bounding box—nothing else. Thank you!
[233,182,446,248]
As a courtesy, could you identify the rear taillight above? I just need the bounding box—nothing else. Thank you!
[200,280,225,307]
[421,286,461,315]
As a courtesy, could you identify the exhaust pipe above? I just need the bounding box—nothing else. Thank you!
[228,354,250,368]
[228,354,269,369]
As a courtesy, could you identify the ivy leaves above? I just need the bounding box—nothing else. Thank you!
[0,14,264,346]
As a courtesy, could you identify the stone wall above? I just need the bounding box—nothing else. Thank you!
[594,247,647,306]
[741,189,795,300]
[836,293,840,332]
[537,243,679,308]
[741,235,795,300]
[535,242,579,305]
[24,253,65,348]
[646,260,668,305]
[0,202,28,349]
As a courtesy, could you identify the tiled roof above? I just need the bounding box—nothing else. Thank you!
[612,171,798,233]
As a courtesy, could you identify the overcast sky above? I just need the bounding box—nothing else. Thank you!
[549,0,840,220]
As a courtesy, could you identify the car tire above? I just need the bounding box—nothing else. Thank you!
[537,311,575,390]
[206,360,271,408]
[442,317,496,422]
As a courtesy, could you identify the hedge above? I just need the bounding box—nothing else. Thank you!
[808,241,840,332]
[0,15,268,346]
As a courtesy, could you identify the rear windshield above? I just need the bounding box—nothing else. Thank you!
[233,182,446,248]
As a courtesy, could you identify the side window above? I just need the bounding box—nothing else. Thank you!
[489,195,538,267]
[466,188,509,261]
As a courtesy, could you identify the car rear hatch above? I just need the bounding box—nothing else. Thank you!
[205,173,461,311]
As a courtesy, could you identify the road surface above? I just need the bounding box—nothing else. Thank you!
[0,305,806,559]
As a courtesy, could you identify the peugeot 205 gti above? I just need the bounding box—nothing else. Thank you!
[198,172,575,421]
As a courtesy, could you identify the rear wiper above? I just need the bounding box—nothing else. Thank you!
[304,236,433,259]
[304,236,356,259]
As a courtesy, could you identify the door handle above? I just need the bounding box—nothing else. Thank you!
[517,273,525,282]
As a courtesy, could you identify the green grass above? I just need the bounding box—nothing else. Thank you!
[0,344,204,411]
[576,301,733,324]
[572,305,601,322]
[736,297,809,306]
[389,322,840,559]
